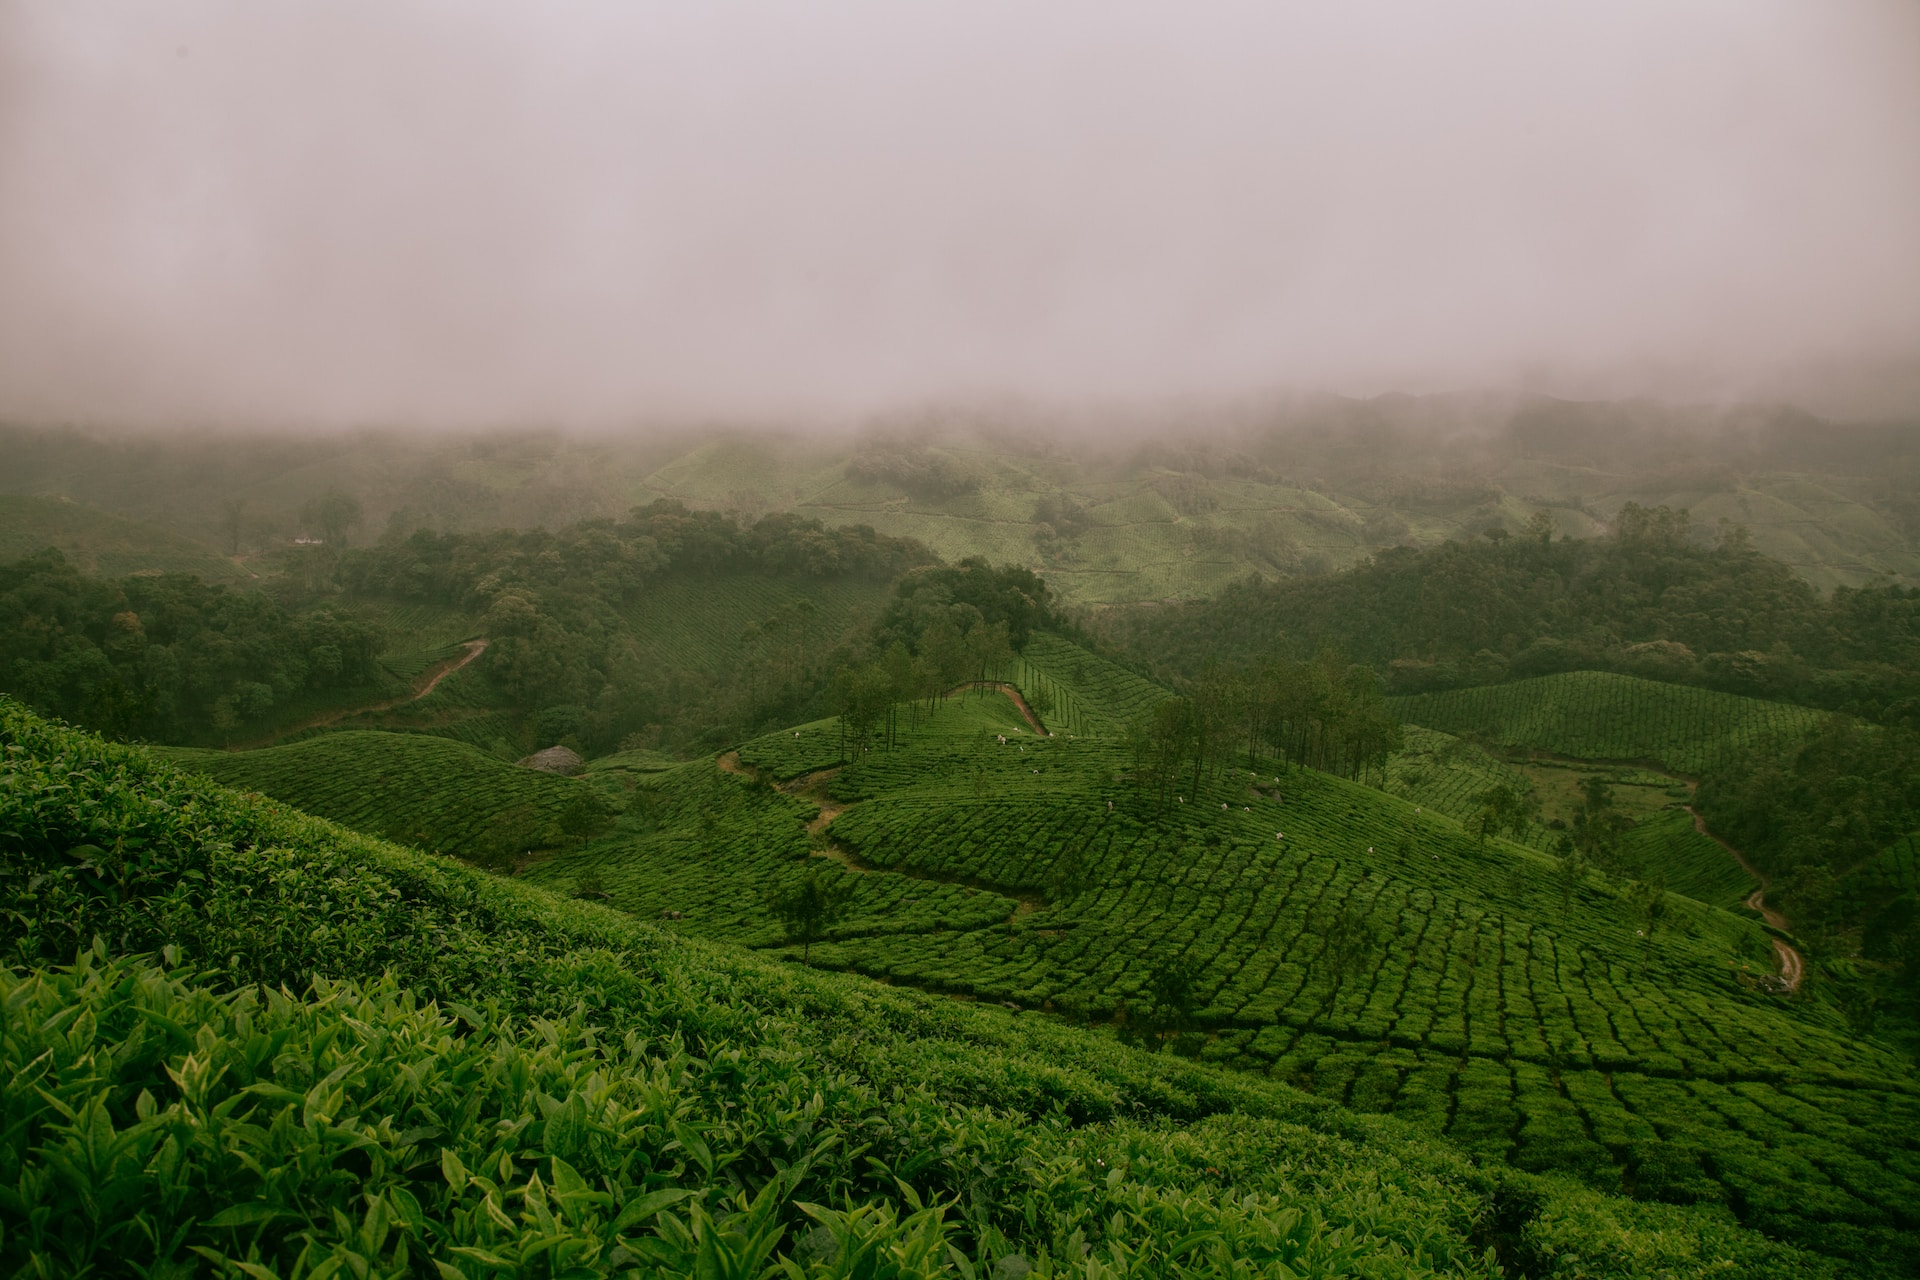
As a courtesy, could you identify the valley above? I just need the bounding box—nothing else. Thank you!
[3,432,1919,1278]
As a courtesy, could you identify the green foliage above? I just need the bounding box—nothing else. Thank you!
[300,487,364,547]
[0,549,386,742]
[0,702,1858,1280]
[767,866,856,959]
[1094,522,1920,719]
[329,503,931,753]
[0,702,1512,1280]
[845,440,978,498]
[161,731,592,864]
[635,646,1920,1275]
[0,697,1853,1278]
[1383,729,1551,849]
[1015,633,1168,735]
[1696,719,1920,1047]
[0,493,251,583]
[1388,671,1825,777]
[1612,809,1755,910]
[872,560,1055,654]
[1698,719,1920,925]
[1467,783,1535,846]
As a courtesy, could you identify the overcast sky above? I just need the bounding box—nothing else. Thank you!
[2,1,1918,429]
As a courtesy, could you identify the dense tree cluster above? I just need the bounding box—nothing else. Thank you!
[1097,505,1920,721]
[335,502,930,605]
[870,558,1055,652]
[0,549,381,741]
[324,504,935,753]
[825,560,1046,757]
[1697,719,1920,1028]
[1128,651,1402,806]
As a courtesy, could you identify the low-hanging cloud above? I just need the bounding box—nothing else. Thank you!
[2,0,1918,429]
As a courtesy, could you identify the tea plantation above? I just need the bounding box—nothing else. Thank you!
[23,634,1920,1276]
[1386,672,1826,776]
[4,698,1838,1279]
[543,643,1920,1275]
[161,731,597,864]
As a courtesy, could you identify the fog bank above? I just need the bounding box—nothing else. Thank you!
[2,1,1918,428]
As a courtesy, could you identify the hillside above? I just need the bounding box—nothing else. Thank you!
[637,404,1920,602]
[193,633,1920,1273]
[302,568,897,759]
[1,698,1837,1279]
[723,678,1916,1272]
[1387,672,1827,777]
[1378,726,1755,909]
[161,731,602,865]
[0,493,252,584]
[1092,526,1920,723]
[9,397,1918,608]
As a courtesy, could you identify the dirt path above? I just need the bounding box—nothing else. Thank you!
[716,752,1042,915]
[413,639,489,699]
[950,681,1050,735]
[236,639,489,748]
[1689,806,1804,993]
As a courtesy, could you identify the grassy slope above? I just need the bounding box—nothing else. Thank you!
[1387,672,1827,777]
[3,700,1830,1280]
[233,571,892,756]
[9,407,1917,607]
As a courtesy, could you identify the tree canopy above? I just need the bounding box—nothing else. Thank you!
[1096,505,1920,721]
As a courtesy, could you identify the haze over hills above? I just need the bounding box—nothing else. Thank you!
[4,3,1919,1275]
[5,393,1918,603]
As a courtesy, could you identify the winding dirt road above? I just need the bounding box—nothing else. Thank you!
[949,681,1050,735]
[1689,806,1804,992]
[238,639,489,747]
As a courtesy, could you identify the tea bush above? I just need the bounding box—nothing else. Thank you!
[0,698,1842,1278]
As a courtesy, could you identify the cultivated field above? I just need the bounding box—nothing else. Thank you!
[537,642,1920,1267]
[1388,671,1826,775]
[117,637,1920,1274]
[163,731,591,861]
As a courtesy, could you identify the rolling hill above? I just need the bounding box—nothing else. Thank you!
[0,493,252,583]
[1386,672,1827,777]
[161,731,600,865]
[9,395,1918,608]
[4,697,1840,1279]
[180,632,1920,1274]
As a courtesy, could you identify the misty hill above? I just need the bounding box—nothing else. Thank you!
[5,393,1917,604]
[0,493,250,584]
[1093,511,1920,723]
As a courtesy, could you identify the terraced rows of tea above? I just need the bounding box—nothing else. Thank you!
[186,636,1920,1266]
[1615,809,1762,910]
[1381,726,1554,849]
[1014,631,1169,735]
[544,644,1916,1263]
[1388,671,1827,775]
[1382,726,1753,906]
[163,731,588,859]
[512,696,1046,945]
